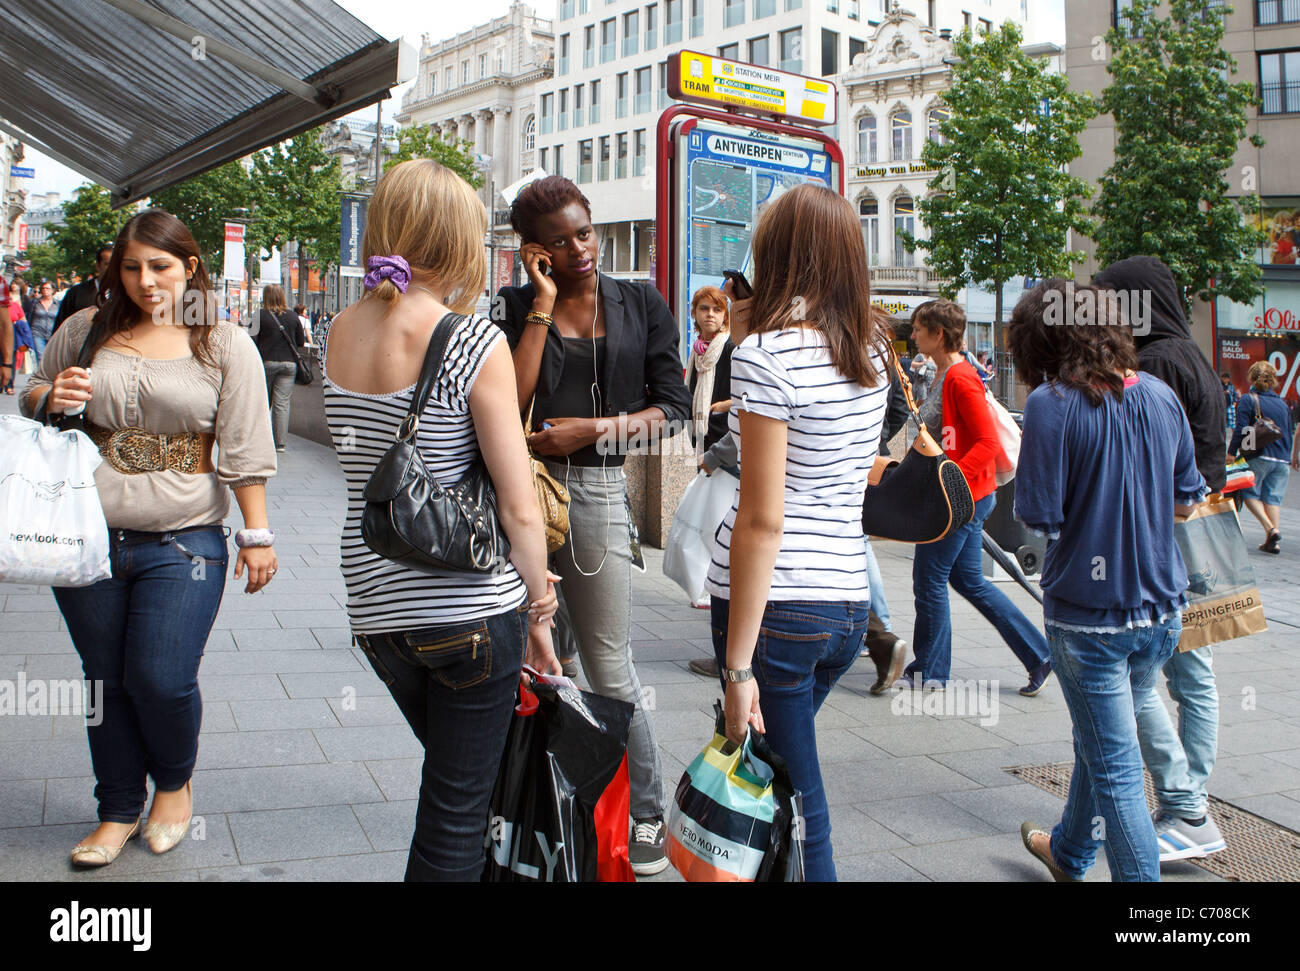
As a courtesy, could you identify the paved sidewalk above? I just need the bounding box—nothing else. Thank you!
[2,383,1297,881]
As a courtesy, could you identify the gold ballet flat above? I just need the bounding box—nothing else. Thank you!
[143,780,192,855]
[70,817,141,868]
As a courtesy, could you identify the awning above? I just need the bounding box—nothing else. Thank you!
[0,0,414,207]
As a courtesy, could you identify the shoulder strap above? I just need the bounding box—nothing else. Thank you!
[397,313,464,440]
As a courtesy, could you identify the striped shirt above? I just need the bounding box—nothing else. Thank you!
[705,327,889,602]
[323,314,527,633]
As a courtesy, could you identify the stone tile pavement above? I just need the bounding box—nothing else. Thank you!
[1,383,1297,882]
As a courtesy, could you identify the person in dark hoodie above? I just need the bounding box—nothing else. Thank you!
[1092,255,1227,865]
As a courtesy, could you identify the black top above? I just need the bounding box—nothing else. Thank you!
[494,274,692,458]
[254,308,305,364]
[687,337,734,453]
[552,337,615,466]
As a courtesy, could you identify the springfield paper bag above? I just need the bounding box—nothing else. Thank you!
[1175,496,1267,651]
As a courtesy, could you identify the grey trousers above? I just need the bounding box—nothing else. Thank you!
[264,361,296,449]
[544,459,665,819]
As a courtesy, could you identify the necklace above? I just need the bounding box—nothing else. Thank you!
[563,275,611,578]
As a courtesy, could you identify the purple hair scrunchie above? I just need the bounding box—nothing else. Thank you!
[364,255,411,294]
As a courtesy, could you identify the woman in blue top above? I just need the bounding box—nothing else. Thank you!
[1008,281,1206,883]
[1229,361,1295,553]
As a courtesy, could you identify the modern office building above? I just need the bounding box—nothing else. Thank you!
[539,0,1037,280]
[1066,0,1300,391]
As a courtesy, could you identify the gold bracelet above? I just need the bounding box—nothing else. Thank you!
[525,311,554,328]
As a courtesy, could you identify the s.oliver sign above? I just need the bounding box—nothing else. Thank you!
[1254,307,1300,331]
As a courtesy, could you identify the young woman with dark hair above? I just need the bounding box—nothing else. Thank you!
[496,174,691,875]
[703,182,891,881]
[900,299,1051,696]
[1009,281,1206,883]
[21,209,279,868]
[254,283,305,452]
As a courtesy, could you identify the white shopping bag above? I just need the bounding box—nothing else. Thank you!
[663,471,737,601]
[0,416,111,586]
[985,388,1021,486]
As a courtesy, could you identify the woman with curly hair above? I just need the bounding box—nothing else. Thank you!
[1010,280,1206,882]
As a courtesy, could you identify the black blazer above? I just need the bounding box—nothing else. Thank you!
[495,274,691,428]
[52,278,98,331]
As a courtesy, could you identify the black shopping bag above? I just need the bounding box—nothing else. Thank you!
[483,674,634,882]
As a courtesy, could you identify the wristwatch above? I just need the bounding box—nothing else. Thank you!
[723,666,754,683]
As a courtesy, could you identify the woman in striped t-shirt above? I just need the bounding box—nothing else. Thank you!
[704,183,891,881]
[323,160,558,881]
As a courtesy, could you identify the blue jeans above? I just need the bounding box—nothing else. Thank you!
[710,597,869,882]
[354,604,526,881]
[1134,645,1218,819]
[52,525,229,823]
[865,540,890,631]
[1048,617,1182,882]
[908,492,1048,684]
[32,334,47,366]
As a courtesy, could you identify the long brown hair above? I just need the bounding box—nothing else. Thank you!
[749,183,880,387]
[90,209,218,367]
[262,284,288,313]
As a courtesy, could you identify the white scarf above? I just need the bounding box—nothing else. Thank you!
[688,334,728,457]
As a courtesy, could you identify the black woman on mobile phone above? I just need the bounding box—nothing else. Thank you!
[492,175,691,876]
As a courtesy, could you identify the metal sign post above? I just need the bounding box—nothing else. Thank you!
[655,52,843,359]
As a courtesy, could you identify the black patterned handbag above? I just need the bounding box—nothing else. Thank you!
[361,314,509,574]
[862,347,974,544]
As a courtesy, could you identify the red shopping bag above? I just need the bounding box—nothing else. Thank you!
[594,754,634,882]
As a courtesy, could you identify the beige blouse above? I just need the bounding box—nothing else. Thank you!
[22,308,277,531]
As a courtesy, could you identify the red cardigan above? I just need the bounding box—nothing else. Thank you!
[941,360,1001,502]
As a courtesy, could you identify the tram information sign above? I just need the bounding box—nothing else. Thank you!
[667,50,837,127]
[674,119,834,350]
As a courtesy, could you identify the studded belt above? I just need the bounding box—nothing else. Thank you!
[85,422,215,475]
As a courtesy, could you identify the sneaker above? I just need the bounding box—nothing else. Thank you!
[1153,812,1226,863]
[691,595,711,609]
[559,656,580,679]
[629,817,668,876]
[1020,822,1081,882]
[687,657,719,679]
[1019,659,1053,697]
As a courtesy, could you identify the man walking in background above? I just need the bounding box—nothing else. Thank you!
[53,245,112,331]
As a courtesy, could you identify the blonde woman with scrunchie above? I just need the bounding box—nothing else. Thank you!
[322,160,559,881]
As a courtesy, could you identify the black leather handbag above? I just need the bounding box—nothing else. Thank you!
[1238,393,1282,459]
[862,347,974,544]
[361,313,509,574]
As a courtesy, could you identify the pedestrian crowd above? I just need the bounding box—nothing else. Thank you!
[2,161,1296,884]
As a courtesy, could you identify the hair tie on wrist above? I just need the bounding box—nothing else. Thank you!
[364,255,411,294]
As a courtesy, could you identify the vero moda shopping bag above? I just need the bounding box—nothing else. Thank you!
[1176,495,1268,651]
[484,671,635,882]
[666,702,805,882]
[0,416,110,586]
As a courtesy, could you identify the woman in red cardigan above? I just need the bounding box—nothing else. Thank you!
[899,300,1052,695]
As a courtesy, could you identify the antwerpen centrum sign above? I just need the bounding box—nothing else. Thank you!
[667,50,837,127]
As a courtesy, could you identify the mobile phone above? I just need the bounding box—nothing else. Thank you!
[722,269,753,300]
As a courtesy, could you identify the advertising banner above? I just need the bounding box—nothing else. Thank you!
[340,193,368,268]
[222,222,245,283]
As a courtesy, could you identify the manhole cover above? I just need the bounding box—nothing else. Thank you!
[1006,761,1300,882]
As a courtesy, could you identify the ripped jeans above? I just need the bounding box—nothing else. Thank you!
[53,525,229,823]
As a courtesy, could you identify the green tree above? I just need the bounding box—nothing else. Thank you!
[50,184,130,278]
[149,161,255,274]
[384,124,483,188]
[907,22,1097,340]
[1094,0,1265,308]
[251,130,343,304]
[21,241,69,284]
